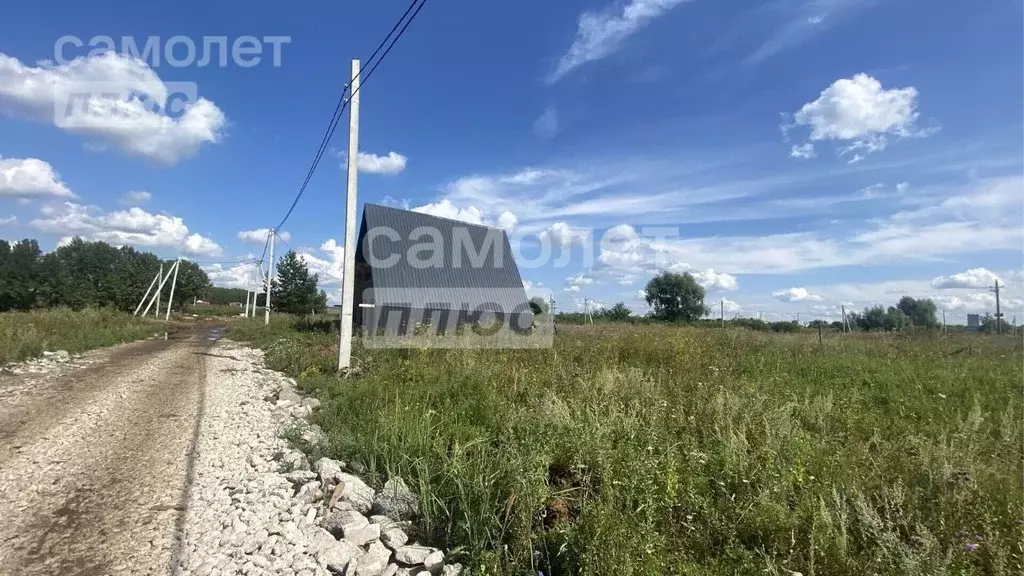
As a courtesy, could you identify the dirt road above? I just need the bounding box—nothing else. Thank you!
[0,325,222,576]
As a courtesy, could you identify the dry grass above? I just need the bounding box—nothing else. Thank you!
[0,307,161,365]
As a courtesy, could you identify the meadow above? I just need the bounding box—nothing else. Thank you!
[0,307,161,365]
[231,317,1023,576]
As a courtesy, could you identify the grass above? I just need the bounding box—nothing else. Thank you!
[0,307,162,365]
[231,317,1023,576]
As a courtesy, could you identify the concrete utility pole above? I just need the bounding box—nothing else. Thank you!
[154,263,163,318]
[841,305,848,333]
[942,309,946,334]
[991,280,1002,335]
[265,229,275,326]
[720,300,724,328]
[338,58,361,370]
[165,258,181,321]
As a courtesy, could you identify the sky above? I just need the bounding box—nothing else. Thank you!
[0,0,1021,323]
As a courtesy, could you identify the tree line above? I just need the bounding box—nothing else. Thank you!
[548,271,960,332]
[0,238,211,313]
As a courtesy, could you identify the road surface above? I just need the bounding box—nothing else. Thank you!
[0,324,222,576]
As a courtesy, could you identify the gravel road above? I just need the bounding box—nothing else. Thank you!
[0,325,219,576]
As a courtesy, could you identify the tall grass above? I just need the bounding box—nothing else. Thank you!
[0,307,161,364]
[231,318,1024,575]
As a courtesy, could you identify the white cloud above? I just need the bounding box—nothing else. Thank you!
[238,228,290,244]
[790,143,816,159]
[0,157,75,199]
[204,261,264,290]
[496,211,518,233]
[0,52,226,164]
[772,287,823,302]
[744,0,873,66]
[691,268,739,292]
[183,233,224,257]
[540,222,589,247]
[411,199,518,233]
[931,268,1002,290]
[564,272,595,293]
[119,190,151,205]
[534,106,559,138]
[720,298,742,313]
[786,73,932,161]
[0,215,16,225]
[356,151,407,175]
[29,202,221,255]
[549,0,689,83]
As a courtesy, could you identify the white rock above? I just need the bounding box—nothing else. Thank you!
[393,545,437,566]
[314,458,345,484]
[371,477,419,521]
[356,541,393,576]
[318,539,363,574]
[422,550,444,575]
[440,564,463,576]
[344,523,381,547]
[323,508,368,538]
[335,473,375,514]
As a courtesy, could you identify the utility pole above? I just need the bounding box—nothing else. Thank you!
[265,229,275,326]
[841,305,848,333]
[720,300,724,328]
[154,263,163,318]
[818,321,823,344]
[942,309,946,334]
[338,58,361,370]
[134,270,161,316]
[991,280,1002,335]
[165,258,180,321]
[796,312,801,325]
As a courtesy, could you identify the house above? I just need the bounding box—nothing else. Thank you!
[351,203,534,337]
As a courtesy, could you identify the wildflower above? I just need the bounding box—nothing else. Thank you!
[955,530,969,538]
[938,393,947,399]
[965,543,980,552]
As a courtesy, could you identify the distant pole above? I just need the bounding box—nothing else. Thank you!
[841,305,848,333]
[338,58,361,370]
[154,263,163,317]
[796,312,801,325]
[265,229,275,326]
[991,280,1002,335]
[818,321,823,344]
[244,287,251,318]
[164,259,181,321]
[141,264,176,318]
[942,309,946,334]
[720,300,724,328]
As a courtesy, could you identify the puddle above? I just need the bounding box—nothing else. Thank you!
[206,327,226,341]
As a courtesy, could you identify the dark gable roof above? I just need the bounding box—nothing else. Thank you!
[355,203,531,312]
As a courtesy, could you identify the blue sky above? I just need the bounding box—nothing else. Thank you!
[0,0,1021,322]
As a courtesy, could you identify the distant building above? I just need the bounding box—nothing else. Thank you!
[967,313,982,332]
[351,203,533,337]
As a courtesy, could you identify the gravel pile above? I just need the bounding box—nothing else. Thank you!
[175,340,462,576]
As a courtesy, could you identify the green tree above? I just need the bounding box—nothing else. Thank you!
[603,302,632,322]
[171,260,212,311]
[885,306,910,331]
[644,272,709,322]
[896,296,939,328]
[271,251,325,314]
[528,296,549,315]
[857,306,889,331]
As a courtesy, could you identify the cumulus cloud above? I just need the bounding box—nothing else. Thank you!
[119,190,151,205]
[0,215,16,225]
[355,151,407,175]
[184,233,224,257]
[0,157,75,199]
[691,268,739,292]
[204,261,264,290]
[564,272,595,293]
[720,298,742,313]
[772,287,823,302]
[931,268,1002,290]
[238,228,290,244]
[540,222,589,247]
[549,0,689,83]
[789,143,816,159]
[29,202,222,256]
[785,73,933,161]
[411,199,518,233]
[0,52,226,164]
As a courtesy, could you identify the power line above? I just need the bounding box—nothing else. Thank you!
[272,0,428,232]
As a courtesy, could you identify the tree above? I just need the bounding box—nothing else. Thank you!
[885,306,910,331]
[271,251,326,314]
[857,306,889,331]
[528,296,549,315]
[603,302,632,322]
[896,296,938,328]
[644,272,709,322]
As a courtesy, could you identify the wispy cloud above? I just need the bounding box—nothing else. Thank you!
[548,0,690,83]
[744,0,875,67]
